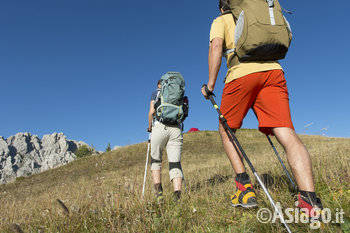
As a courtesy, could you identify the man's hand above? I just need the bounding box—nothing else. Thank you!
[201,84,214,99]
[147,126,152,132]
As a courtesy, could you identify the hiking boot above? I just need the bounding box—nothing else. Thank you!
[173,190,181,203]
[154,183,164,205]
[231,178,258,208]
[297,192,323,218]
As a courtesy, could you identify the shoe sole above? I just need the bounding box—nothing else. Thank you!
[231,202,258,208]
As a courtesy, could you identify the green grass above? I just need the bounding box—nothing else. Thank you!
[0,129,349,232]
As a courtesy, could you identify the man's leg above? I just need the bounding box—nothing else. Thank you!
[167,125,184,201]
[152,170,161,186]
[172,177,182,192]
[218,73,264,207]
[219,122,245,173]
[151,169,163,203]
[218,74,261,173]
[150,124,167,202]
[219,122,257,207]
[272,127,314,192]
[172,177,182,201]
[272,127,323,216]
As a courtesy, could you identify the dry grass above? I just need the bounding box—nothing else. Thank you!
[0,129,349,232]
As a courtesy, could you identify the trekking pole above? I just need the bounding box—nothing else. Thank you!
[203,85,292,233]
[142,133,151,198]
[266,135,297,190]
[251,109,297,190]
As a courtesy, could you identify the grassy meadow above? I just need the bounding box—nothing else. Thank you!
[0,129,349,232]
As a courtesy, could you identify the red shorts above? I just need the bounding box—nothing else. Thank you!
[220,69,294,135]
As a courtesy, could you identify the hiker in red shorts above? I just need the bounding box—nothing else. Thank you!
[201,0,322,215]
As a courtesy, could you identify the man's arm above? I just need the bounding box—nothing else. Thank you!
[148,100,155,132]
[201,37,224,98]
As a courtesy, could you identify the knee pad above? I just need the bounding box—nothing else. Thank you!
[169,162,184,180]
[151,158,162,170]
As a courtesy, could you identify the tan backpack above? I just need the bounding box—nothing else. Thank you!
[226,0,292,67]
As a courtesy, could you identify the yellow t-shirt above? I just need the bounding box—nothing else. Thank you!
[210,14,283,83]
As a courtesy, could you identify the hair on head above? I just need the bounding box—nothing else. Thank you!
[219,0,231,12]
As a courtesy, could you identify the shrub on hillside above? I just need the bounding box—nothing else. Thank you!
[75,145,93,158]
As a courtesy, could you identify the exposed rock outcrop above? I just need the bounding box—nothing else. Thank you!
[0,132,93,184]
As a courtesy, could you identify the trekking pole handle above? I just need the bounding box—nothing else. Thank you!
[202,84,215,97]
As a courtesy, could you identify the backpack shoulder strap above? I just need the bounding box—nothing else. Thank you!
[220,14,238,63]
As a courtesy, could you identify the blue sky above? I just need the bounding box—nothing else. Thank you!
[1,0,350,151]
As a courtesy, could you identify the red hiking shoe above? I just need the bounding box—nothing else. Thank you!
[297,193,323,218]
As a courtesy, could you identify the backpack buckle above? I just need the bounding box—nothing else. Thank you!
[266,0,274,7]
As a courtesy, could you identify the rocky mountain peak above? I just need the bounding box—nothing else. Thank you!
[0,132,92,184]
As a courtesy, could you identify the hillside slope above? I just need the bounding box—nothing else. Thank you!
[0,130,349,232]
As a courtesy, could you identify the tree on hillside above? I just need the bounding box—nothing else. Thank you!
[106,143,111,152]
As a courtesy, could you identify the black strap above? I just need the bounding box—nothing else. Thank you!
[151,158,161,164]
[169,162,182,171]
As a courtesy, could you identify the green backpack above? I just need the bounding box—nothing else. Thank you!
[226,0,292,66]
[154,72,188,125]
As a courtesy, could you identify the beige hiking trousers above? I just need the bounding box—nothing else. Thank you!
[150,122,184,181]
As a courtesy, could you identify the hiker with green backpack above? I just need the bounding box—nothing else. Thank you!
[201,0,323,218]
[147,72,188,203]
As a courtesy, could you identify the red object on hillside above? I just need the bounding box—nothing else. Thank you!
[188,128,199,132]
